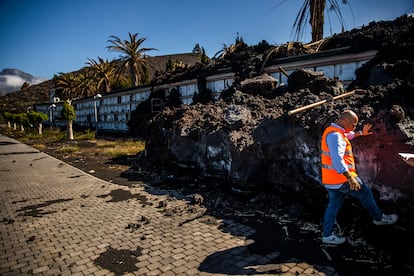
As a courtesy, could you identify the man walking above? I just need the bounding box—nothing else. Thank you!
[320,110,398,244]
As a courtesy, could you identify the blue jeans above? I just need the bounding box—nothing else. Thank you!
[322,177,383,237]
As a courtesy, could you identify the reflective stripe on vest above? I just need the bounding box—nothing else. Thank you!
[321,126,358,184]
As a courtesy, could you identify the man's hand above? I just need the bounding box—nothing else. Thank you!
[347,176,361,191]
[361,123,373,136]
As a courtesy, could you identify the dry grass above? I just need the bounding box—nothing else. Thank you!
[98,140,145,157]
[32,144,46,151]
[47,139,146,157]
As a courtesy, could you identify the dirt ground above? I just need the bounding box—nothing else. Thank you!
[41,139,141,188]
[30,137,412,276]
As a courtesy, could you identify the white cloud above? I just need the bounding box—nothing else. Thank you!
[0,74,45,95]
[4,75,26,87]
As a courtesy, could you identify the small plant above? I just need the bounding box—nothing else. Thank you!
[56,145,80,154]
[75,130,96,140]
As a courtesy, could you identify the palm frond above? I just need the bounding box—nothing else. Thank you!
[107,32,157,86]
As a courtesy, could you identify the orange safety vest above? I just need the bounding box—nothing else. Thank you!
[321,125,358,185]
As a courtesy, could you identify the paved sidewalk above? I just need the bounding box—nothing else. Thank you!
[0,134,333,275]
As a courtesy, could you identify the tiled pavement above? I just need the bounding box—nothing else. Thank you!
[0,134,335,275]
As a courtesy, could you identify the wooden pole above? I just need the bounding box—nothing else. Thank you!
[278,66,289,77]
[287,90,365,115]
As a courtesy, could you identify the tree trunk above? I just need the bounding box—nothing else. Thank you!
[38,123,43,135]
[68,120,74,140]
[105,80,111,93]
[310,0,325,42]
[130,66,137,87]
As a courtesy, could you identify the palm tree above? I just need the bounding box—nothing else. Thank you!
[77,72,96,98]
[86,57,118,93]
[270,0,350,42]
[53,73,80,101]
[106,32,157,87]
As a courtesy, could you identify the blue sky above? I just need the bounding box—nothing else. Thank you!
[1,0,413,80]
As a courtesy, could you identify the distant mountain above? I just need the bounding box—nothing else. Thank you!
[0,69,45,96]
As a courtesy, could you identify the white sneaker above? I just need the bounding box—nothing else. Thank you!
[322,233,346,245]
[373,214,398,225]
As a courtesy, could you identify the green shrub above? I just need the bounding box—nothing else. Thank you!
[75,130,95,140]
